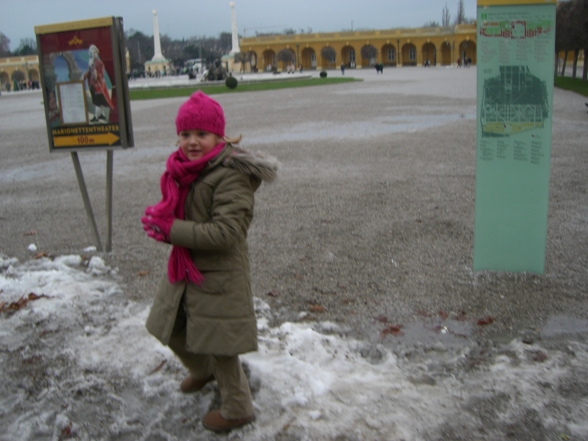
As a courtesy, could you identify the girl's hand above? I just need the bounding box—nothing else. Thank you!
[141,213,175,243]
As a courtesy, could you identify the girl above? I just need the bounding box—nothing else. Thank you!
[142,91,278,432]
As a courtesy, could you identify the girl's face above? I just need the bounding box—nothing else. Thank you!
[178,130,221,161]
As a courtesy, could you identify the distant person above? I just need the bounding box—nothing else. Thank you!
[141,91,279,433]
[341,63,345,75]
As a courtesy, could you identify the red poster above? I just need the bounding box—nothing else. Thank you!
[36,17,132,150]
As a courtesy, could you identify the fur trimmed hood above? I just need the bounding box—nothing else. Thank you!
[222,146,280,183]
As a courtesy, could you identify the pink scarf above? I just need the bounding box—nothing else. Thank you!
[148,143,225,284]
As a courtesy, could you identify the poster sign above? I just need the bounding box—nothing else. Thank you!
[473,0,556,273]
[35,17,133,151]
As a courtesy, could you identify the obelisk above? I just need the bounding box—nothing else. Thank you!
[151,10,165,61]
[229,2,240,55]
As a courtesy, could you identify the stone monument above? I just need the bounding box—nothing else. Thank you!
[229,2,240,55]
[144,10,171,77]
[223,2,242,72]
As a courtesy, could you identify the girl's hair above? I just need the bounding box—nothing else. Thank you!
[223,135,242,145]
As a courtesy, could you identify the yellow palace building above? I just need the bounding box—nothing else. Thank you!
[2,23,483,87]
[238,23,478,72]
[1,23,476,90]
[0,55,40,90]
[0,51,131,92]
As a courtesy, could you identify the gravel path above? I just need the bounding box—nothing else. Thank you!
[1,66,587,350]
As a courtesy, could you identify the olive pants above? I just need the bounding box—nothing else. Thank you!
[168,302,254,420]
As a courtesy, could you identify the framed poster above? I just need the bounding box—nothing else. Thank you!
[35,17,133,151]
[473,0,556,273]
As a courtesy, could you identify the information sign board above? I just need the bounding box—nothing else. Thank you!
[35,17,133,151]
[473,0,556,273]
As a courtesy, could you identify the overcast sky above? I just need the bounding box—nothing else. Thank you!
[1,0,478,51]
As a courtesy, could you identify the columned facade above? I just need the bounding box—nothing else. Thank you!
[239,24,476,72]
[0,55,40,90]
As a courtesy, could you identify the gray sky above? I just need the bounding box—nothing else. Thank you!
[1,0,477,51]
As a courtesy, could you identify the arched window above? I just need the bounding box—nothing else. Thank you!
[408,48,416,62]
[388,49,395,61]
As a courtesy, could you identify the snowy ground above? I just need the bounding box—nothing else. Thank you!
[1,253,588,441]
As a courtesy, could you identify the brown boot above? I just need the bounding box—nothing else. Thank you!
[179,374,214,393]
[202,410,254,432]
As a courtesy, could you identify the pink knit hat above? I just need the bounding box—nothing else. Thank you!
[175,91,225,136]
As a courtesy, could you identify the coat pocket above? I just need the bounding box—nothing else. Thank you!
[188,269,228,295]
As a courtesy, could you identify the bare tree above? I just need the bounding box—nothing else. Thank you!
[234,51,250,63]
[556,0,574,77]
[16,38,36,54]
[556,0,586,79]
[321,46,336,66]
[571,21,582,79]
[219,32,232,53]
[0,32,11,57]
[276,49,294,64]
[125,30,152,70]
[455,0,465,25]
[442,3,451,27]
[160,35,186,67]
[234,51,252,72]
[361,45,377,61]
[572,0,588,80]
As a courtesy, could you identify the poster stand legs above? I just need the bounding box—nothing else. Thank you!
[105,150,113,252]
[70,151,114,253]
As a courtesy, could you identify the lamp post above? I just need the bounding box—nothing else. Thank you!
[296,43,300,70]
[24,61,30,88]
[452,40,455,66]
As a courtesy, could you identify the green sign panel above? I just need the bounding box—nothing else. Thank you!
[473,3,556,273]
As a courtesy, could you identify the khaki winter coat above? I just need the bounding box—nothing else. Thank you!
[146,144,278,356]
